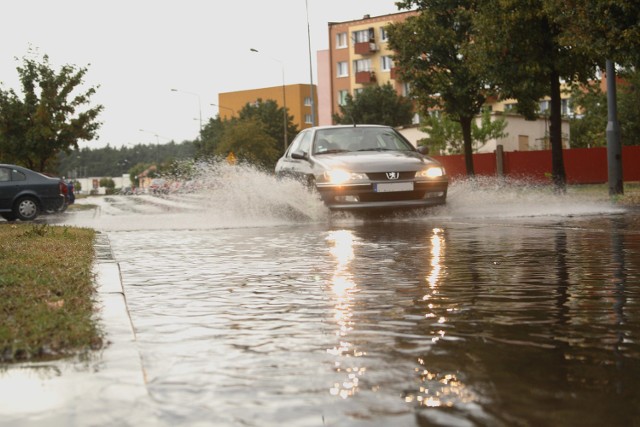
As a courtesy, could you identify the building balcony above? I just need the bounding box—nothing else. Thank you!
[354,42,378,55]
[355,71,376,84]
[390,67,398,80]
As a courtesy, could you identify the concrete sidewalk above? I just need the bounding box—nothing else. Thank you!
[0,233,153,427]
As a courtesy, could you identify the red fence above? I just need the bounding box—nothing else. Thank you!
[433,146,640,184]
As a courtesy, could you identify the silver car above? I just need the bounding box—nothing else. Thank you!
[275,125,448,211]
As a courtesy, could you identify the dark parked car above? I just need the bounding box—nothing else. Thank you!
[0,164,66,221]
[275,125,448,211]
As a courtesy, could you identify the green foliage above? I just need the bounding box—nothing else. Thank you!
[569,84,608,148]
[471,0,602,189]
[195,98,297,168]
[333,83,414,127]
[99,177,115,189]
[551,0,640,67]
[57,141,195,178]
[195,116,226,159]
[214,118,280,169]
[389,1,493,175]
[0,52,103,173]
[238,98,298,154]
[420,109,508,155]
[570,68,640,147]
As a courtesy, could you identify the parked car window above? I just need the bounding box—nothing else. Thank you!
[0,168,10,182]
[12,170,26,181]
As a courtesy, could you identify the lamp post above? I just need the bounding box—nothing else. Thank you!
[249,48,288,151]
[139,129,171,145]
[210,103,234,118]
[170,88,203,135]
[305,0,316,126]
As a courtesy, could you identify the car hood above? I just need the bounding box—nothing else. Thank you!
[312,151,438,173]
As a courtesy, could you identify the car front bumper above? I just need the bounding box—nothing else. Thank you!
[316,180,448,211]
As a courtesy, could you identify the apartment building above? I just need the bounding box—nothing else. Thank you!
[218,84,317,132]
[321,11,572,152]
[326,11,418,121]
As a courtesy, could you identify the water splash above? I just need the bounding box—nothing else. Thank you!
[434,177,624,220]
[66,166,623,231]
[69,160,329,231]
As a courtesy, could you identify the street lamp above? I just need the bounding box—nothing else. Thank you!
[305,0,316,126]
[139,129,171,145]
[210,103,234,118]
[249,48,288,151]
[170,88,203,135]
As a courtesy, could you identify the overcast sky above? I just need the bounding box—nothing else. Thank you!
[1,0,402,149]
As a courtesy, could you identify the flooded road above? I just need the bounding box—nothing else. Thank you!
[50,171,640,426]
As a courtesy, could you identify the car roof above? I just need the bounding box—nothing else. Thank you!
[310,124,391,131]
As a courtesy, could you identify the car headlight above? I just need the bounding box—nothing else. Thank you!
[323,169,367,184]
[416,166,445,178]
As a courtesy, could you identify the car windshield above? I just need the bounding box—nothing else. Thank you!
[313,127,415,154]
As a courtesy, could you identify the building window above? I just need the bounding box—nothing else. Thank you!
[539,100,549,113]
[353,58,372,73]
[336,32,348,48]
[304,97,312,106]
[354,88,364,96]
[381,56,394,71]
[561,98,571,116]
[352,28,374,44]
[337,61,349,77]
[304,114,313,124]
[338,90,349,106]
[402,82,411,97]
[380,27,388,42]
[504,102,517,112]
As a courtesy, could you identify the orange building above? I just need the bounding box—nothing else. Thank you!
[218,84,317,131]
[326,11,418,121]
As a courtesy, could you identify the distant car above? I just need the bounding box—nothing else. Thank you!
[0,164,66,221]
[275,125,448,211]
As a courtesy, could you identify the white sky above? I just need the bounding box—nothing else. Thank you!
[1,0,401,148]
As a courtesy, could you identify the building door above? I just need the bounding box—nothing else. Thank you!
[518,135,529,151]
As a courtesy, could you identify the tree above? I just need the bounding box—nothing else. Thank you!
[551,0,640,68]
[388,1,494,176]
[195,116,226,159]
[420,109,508,155]
[473,0,599,190]
[0,53,103,172]
[570,68,640,147]
[214,118,280,169]
[332,82,414,127]
[237,98,297,155]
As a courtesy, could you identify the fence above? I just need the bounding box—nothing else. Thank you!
[432,146,640,184]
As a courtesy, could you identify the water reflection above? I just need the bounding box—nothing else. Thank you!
[325,230,366,400]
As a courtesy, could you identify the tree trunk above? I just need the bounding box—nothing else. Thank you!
[549,70,566,191]
[460,116,475,176]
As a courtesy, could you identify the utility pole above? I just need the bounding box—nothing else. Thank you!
[605,60,623,196]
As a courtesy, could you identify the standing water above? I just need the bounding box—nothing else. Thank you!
[52,163,640,425]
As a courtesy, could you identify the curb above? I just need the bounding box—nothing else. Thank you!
[0,232,151,426]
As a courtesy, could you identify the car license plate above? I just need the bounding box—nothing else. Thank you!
[374,182,414,192]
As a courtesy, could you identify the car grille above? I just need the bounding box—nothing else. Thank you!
[366,172,416,180]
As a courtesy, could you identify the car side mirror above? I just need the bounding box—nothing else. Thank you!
[417,145,429,155]
[291,151,308,160]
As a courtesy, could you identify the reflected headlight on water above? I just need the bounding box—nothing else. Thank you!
[322,169,367,185]
[416,166,445,179]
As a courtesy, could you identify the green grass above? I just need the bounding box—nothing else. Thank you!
[568,182,640,206]
[0,224,102,363]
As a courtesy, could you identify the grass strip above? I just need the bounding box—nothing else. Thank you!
[0,224,102,363]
